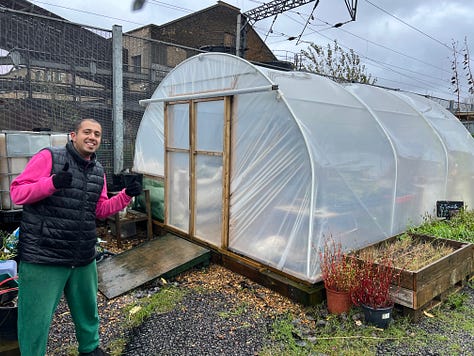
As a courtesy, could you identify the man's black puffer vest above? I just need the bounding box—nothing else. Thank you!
[19,141,104,266]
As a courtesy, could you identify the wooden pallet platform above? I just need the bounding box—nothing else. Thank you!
[396,274,474,320]
[97,233,210,299]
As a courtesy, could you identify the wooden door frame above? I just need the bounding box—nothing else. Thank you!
[163,96,232,249]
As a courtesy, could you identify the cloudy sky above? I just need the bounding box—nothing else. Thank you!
[28,0,474,101]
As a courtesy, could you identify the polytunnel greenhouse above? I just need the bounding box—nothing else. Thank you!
[133,53,474,284]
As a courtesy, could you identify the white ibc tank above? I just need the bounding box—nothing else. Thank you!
[0,130,69,210]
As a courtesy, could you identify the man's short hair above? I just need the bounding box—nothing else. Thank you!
[74,118,101,133]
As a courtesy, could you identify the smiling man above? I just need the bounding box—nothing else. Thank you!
[10,118,142,356]
[72,118,102,158]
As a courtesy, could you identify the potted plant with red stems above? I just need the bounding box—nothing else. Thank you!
[351,255,400,328]
[319,238,358,314]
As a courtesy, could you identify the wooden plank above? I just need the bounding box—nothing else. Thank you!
[97,233,210,299]
[0,340,20,355]
[217,254,325,306]
[221,96,232,250]
[390,285,415,308]
[415,257,472,308]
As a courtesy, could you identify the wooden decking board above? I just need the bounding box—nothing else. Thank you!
[97,233,210,299]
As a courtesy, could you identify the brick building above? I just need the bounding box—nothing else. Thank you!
[125,1,279,75]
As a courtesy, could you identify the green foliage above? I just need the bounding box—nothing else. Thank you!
[299,39,377,84]
[218,302,249,319]
[0,230,16,260]
[260,308,432,355]
[408,209,474,244]
[107,338,128,356]
[260,313,308,355]
[123,286,186,328]
[443,291,468,310]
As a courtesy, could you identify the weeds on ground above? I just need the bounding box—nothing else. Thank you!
[218,302,249,319]
[431,286,474,334]
[259,290,474,356]
[260,307,412,355]
[123,285,186,328]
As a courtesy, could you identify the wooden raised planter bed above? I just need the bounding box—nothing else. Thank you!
[355,233,474,312]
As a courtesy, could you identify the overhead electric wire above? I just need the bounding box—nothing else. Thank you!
[363,0,474,66]
[264,14,279,41]
[262,11,464,96]
[259,3,469,96]
[146,0,194,14]
[363,0,452,51]
[295,0,320,45]
[319,19,450,75]
[313,29,449,92]
[31,0,146,26]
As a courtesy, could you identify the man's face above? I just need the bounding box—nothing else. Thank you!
[71,120,102,158]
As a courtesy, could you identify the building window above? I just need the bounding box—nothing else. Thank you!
[132,55,141,74]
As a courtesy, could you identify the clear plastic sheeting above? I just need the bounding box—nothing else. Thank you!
[134,53,474,283]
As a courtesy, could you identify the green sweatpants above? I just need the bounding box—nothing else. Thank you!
[18,261,100,356]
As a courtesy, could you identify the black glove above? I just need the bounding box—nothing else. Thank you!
[52,162,72,189]
[125,181,142,197]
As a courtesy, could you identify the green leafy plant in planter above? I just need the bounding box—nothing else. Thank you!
[408,209,474,244]
[319,238,358,314]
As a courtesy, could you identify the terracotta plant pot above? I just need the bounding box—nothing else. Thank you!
[361,304,393,328]
[326,288,352,314]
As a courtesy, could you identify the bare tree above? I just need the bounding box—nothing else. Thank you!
[463,37,474,96]
[299,40,376,84]
[451,37,474,110]
[451,39,461,110]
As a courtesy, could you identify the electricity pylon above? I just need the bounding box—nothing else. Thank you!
[236,0,358,58]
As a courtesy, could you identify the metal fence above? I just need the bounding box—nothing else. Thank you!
[0,9,119,179]
[0,8,203,183]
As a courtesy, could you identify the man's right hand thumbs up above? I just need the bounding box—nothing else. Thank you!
[52,162,73,189]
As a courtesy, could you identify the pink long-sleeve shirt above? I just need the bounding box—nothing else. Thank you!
[10,149,132,219]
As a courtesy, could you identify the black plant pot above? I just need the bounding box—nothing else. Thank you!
[361,304,393,328]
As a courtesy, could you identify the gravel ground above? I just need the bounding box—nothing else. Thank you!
[46,263,303,356]
[123,290,273,356]
[45,262,474,356]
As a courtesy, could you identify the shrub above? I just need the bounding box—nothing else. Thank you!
[319,238,358,292]
[351,255,399,309]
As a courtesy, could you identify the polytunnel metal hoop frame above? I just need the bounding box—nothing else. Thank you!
[138,84,279,106]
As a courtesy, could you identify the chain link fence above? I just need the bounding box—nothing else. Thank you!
[0,8,205,185]
[0,9,117,176]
